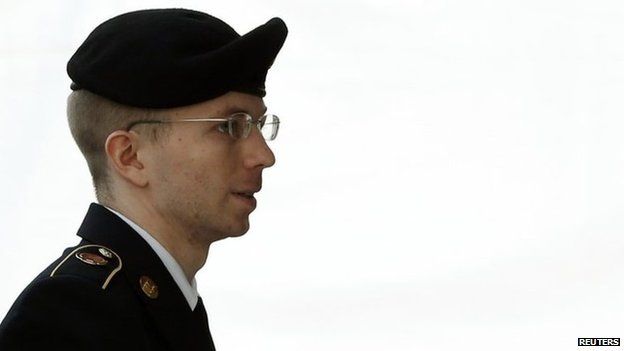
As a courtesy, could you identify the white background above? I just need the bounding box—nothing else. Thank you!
[1,0,623,350]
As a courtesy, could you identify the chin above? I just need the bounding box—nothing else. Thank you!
[215,221,250,240]
[230,225,250,238]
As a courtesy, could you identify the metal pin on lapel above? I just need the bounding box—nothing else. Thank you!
[140,275,159,299]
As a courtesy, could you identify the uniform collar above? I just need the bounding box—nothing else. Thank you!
[102,205,199,311]
[75,202,214,350]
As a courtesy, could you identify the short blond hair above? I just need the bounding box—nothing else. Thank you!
[66,90,172,203]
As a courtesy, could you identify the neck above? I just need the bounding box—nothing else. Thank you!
[103,197,210,283]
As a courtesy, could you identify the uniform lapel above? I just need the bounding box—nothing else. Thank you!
[75,203,215,351]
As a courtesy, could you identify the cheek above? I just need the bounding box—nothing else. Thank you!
[182,153,230,194]
[150,148,193,187]
[153,135,232,194]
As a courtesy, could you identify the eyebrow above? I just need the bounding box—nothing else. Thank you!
[222,105,268,118]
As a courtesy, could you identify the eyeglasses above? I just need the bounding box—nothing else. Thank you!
[125,112,280,141]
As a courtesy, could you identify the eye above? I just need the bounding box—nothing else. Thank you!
[217,123,229,134]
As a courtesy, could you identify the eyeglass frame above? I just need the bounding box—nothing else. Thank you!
[124,112,280,141]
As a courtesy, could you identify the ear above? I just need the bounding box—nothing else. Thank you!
[104,130,149,188]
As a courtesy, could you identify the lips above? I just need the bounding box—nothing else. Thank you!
[232,186,261,196]
[232,192,257,209]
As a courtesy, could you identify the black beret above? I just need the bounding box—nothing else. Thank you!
[67,8,288,108]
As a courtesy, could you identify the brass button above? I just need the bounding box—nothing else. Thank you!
[98,247,113,258]
[75,252,108,266]
[139,275,159,299]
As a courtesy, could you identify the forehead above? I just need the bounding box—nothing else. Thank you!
[170,91,267,118]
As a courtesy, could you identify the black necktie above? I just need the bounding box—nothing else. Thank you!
[193,297,216,350]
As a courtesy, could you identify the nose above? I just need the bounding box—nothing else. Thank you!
[240,125,276,169]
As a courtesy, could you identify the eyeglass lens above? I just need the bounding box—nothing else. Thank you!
[230,114,279,140]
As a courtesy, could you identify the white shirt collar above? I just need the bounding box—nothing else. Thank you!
[102,205,199,311]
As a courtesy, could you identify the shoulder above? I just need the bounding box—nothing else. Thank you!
[0,246,142,349]
[48,244,123,290]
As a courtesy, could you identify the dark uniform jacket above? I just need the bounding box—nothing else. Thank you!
[0,203,217,350]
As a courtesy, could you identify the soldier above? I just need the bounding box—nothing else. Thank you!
[0,8,287,350]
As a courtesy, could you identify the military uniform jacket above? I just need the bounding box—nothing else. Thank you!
[0,203,217,350]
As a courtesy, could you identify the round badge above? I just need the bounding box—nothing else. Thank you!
[75,252,108,266]
[98,247,113,258]
[139,275,159,299]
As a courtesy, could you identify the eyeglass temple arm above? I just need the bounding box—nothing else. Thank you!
[126,116,276,131]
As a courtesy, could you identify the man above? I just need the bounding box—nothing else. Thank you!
[0,8,287,350]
